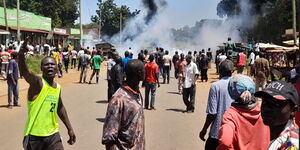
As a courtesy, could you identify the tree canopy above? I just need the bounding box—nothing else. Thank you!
[91,0,140,37]
[217,0,298,44]
[0,0,79,28]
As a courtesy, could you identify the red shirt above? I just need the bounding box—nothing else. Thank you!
[237,53,246,67]
[145,62,158,84]
[217,105,270,150]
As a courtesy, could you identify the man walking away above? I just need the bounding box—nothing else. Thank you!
[7,52,20,108]
[89,50,103,84]
[163,50,172,84]
[199,59,234,150]
[255,81,299,149]
[19,38,76,149]
[156,48,165,77]
[110,56,123,99]
[62,48,70,73]
[253,52,270,91]
[182,55,199,113]
[172,51,179,79]
[102,60,145,150]
[144,54,160,110]
[1,49,10,79]
[122,51,132,75]
[177,53,186,94]
[79,50,91,83]
[138,50,145,62]
[199,53,210,82]
[107,52,116,100]
[248,50,255,76]
[77,48,84,71]
[70,48,77,69]
[236,51,246,74]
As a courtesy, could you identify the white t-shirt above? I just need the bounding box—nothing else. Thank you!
[78,50,84,58]
[255,43,260,52]
[71,50,77,59]
[250,52,255,65]
[163,55,172,66]
[218,55,227,64]
[183,62,199,88]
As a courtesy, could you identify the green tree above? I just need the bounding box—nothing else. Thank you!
[216,0,276,18]
[254,0,298,43]
[0,0,79,27]
[91,0,140,37]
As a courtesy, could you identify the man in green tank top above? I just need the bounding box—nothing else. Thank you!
[18,37,76,150]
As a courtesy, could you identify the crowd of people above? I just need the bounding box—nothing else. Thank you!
[102,43,299,150]
[0,36,299,150]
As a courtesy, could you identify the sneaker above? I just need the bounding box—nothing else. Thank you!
[150,107,156,110]
[13,104,21,107]
[88,81,92,84]
[7,105,13,109]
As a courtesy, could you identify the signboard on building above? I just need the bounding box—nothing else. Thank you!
[70,28,80,35]
[0,7,51,31]
[54,28,67,34]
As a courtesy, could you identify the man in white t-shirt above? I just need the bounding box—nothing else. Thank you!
[182,54,199,113]
[70,49,78,69]
[163,50,172,84]
[77,48,85,71]
[248,51,255,76]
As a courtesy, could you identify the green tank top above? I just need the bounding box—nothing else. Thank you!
[24,77,61,136]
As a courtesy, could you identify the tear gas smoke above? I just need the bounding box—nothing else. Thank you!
[107,0,258,58]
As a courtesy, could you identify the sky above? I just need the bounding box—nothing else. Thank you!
[81,0,221,29]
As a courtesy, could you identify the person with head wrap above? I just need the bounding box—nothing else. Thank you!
[217,74,270,150]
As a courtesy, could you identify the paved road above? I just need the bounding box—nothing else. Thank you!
[0,66,219,150]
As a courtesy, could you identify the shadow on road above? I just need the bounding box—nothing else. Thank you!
[96,118,106,123]
[0,105,8,108]
[96,100,108,104]
[167,92,180,95]
[165,108,185,113]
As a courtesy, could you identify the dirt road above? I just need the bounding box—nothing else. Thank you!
[0,66,219,150]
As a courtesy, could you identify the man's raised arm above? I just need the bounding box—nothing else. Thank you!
[18,38,39,85]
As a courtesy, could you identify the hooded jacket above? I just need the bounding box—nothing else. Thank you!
[217,104,270,150]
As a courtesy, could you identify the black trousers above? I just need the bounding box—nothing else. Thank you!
[163,66,170,83]
[63,60,69,73]
[205,137,219,150]
[182,85,196,111]
[71,58,76,69]
[89,69,100,83]
[201,69,208,81]
[174,68,179,79]
[107,80,114,101]
[23,132,64,150]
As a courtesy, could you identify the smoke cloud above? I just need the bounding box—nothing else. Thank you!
[107,0,258,57]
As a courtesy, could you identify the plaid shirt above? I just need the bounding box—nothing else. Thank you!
[268,120,299,150]
[102,85,145,150]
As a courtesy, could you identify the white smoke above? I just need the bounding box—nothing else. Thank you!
[107,0,257,57]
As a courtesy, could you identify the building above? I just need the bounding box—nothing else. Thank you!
[0,6,51,46]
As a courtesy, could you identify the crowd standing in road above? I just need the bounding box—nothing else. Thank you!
[0,36,299,150]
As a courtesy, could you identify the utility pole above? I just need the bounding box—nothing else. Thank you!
[292,0,297,46]
[3,0,8,31]
[98,0,102,40]
[119,12,122,45]
[79,0,83,47]
[17,0,20,41]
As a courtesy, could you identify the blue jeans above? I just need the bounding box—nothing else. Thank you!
[8,81,19,105]
[158,63,164,77]
[144,82,157,109]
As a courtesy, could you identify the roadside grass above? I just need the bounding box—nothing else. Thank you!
[25,55,44,74]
